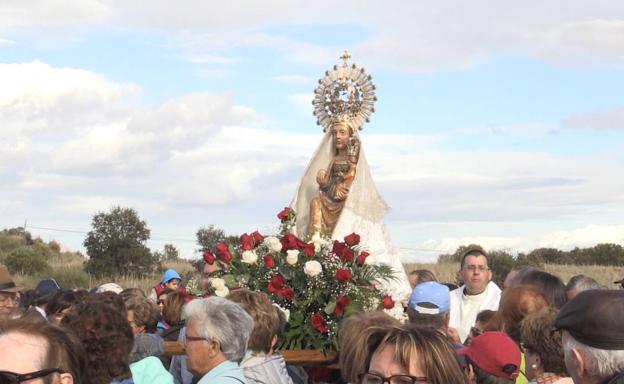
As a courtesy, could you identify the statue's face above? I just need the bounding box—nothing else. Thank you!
[332,124,350,150]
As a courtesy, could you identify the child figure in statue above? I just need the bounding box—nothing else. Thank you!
[309,121,360,235]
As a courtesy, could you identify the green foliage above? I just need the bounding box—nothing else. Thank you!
[437,244,485,264]
[155,243,180,262]
[49,267,90,289]
[4,248,51,276]
[487,249,515,287]
[84,206,157,277]
[196,225,239,253]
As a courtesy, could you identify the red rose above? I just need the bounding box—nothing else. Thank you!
[281,233,307,251]
[344,233,361,246]
[277,207,293,222]
[382,295,395,309]
[356,251,370,266]
[311,313,329,333]
[216,242,232,263]
[336,268,352,283]
[334,295,351,317]
[278,287,295,300]
[203,251,216,265]
[263,253,276,269]
[240,233,254,251]
[268,275,286,293]
[251,231,264,247]
[332,241,346,256]
[303,243,315,257]
[341,247,355,263]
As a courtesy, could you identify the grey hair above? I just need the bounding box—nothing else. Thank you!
[184,297,254,362]
[563,332,624,378]
[565,275,602,293]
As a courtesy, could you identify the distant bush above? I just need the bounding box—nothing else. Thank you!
[0,233,26,253]
[4,248,51,276]
[50,267,90,289]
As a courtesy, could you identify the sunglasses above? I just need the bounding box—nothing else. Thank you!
[0,368,63,384]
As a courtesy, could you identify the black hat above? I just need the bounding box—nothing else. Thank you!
[34,278,61,302]
[554,289,624,350]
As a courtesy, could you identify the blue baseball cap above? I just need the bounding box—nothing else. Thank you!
[161,269,182,284]
[409,281,450,314]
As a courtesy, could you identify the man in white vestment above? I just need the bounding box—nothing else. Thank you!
[449,248,501,343]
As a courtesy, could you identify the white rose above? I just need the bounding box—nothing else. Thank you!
[311,231,326,252]
[210,278,226,290]
[264,236,283,253]
[215,287,230,297]
[286,249,299,265]
[303,260,322,277]
[241,250,258,264]
[364,254,376,265]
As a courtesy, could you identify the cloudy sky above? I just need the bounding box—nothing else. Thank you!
[2,1,624,262]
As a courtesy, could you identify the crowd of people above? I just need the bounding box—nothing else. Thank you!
[0,248,623,384]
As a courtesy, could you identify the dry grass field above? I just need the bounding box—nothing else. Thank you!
[403,262,623,288]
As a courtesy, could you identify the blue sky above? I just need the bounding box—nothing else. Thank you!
[1,1,623,262]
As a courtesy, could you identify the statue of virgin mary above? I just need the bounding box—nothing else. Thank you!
[290,52,412,303]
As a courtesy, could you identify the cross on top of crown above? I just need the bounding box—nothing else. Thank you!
[340,50,351,66]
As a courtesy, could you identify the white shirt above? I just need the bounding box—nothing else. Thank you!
[449,281,501,343]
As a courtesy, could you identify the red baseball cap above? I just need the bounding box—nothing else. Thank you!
[457,331,521,380]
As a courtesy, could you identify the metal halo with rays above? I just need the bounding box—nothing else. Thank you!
[312,51,377,132]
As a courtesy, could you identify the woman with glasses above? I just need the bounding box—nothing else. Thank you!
[361,324,467,384]
[520,308,572,384]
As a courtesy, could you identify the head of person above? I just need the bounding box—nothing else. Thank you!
[0,318,85,384]
[161,290,185,327]
[407,281,450,331]
[61,299,134,384]
[46,290,81,326]
[161,269,182,291]
[119,287,146,303]
[459,248,492,295]
[227,289,280,353]
[125,297,160,334]
[496,285,549,343]
[95,283,123,295]
[520,307,568,381]
[458,331,521,384]
[517,270,567,308]
[565,275,601,301]
[363,325,467,384]
[502,265,539,291]
[183,297,254,377]
[338,311,401,384]
[408,269,437,290]
[34,278,62,310]
[0,264,20,320]
[466,310,496,346]
[554,290,624,384]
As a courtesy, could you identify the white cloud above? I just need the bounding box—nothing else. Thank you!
[0,38,16,46]
[538,224,624,250]
[563,106,624,130]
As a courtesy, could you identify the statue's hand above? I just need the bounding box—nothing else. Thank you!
[347,137,360,160]
[316,169,328,186]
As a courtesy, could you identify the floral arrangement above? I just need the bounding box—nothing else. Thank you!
[200,207,398,352]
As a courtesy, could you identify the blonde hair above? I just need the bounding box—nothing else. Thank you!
[373,325,467,384]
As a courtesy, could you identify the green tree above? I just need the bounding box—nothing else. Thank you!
[437,244,485,264]
[4,248,51,276]
[84,206,157,277]
[155,243,180,262]
[196,225,238,253]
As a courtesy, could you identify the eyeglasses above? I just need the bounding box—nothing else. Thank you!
[0,295,17,305]
[183,335,209,347]
[462,265,490,272]
[359,372,428,384]
[0,368,63,384]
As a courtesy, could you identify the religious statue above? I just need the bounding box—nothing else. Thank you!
[309,119,360,235]
[290,51,412,303]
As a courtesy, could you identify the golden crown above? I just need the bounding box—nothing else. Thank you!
[312,51,377,132]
